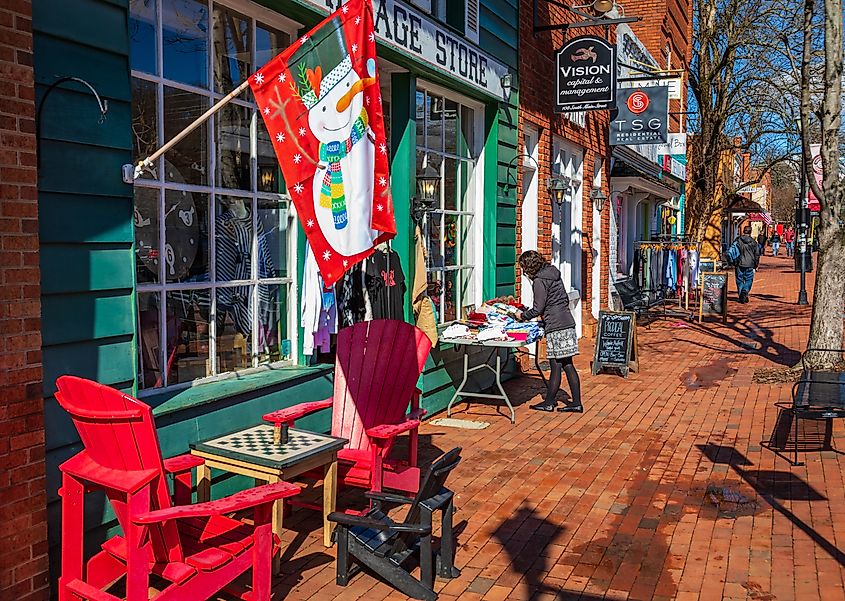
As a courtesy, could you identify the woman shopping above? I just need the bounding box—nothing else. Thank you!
[517,250,583,413]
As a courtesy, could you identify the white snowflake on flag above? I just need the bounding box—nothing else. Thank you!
[294,154,302,164]
[355,16,361,25]
[351,43,358,53]
[379,143,387,155]
[376,203,384,212]
[369,32,375,42]
[263,106,270,115]
[276,132,285,143]
[300,35,309,45]
[378,176,387,187]
[278,73,287,83]
[342,4,349,12]
[254,72,265,85]
[322,250,332,261]
[293,183,304,194]
[306,218,315,228]
[365,96,371,106]
[343,259,349,268]
[298,127,307,137]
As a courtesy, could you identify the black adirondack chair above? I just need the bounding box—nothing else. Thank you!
[327,447,462,601]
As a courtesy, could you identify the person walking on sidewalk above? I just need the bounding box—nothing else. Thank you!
[756,230,767,256]
[785,227,795,257]
[734,226,761,304]
[770,231,781,256]
[517,250,583,413]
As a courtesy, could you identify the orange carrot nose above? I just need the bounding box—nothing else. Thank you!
[336,77,376,113]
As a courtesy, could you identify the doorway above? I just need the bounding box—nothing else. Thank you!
[551,136,583,337]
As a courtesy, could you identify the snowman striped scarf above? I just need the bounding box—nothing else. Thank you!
[318,108,369,230]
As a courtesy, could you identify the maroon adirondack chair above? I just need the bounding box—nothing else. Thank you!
[55,376,300,601]
[263,319,432,497]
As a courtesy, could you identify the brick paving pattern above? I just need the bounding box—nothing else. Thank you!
[261,255,844,601]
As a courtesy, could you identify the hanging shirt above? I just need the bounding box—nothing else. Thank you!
[366,249,406,320]
[301,243,337,356]
[336,262,369,328]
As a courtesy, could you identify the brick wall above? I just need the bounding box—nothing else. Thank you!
[517,1,611,332]
[629,0,692,132]
[0,0,49,599]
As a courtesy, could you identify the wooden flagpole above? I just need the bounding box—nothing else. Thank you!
[132,79,251,179]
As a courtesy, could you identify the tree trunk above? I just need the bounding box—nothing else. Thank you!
[804,0,844,368]
[806,227,845,367]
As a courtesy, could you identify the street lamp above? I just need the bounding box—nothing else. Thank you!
[795,116,809,305]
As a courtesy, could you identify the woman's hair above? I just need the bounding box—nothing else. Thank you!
[518,250,548,278]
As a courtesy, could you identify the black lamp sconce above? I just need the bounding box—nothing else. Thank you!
[590,187,608,212]
[412,161,441,223]
[547,174,573,205]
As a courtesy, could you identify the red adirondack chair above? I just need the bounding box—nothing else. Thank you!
[55,376,300,601]
[263,319,432,497]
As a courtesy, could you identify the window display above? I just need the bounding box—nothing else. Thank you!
[130,0,296,389]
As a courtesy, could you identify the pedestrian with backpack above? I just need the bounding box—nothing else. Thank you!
[729,226,761,303]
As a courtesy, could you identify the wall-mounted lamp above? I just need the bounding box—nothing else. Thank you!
[590,188,608,212]
[547,175,571,205]
[500,73,516,100]
[412,163,441,223]
[590,0,615,14]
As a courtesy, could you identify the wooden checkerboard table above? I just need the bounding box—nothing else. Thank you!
[191,424,347,571]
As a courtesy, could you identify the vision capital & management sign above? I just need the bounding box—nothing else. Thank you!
[555,36,616,113]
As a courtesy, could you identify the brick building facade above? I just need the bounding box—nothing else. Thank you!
[517,4,612,337]
[0,0,50,598]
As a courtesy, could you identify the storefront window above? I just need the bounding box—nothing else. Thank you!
[416,87,480,324]
[130,0,296,390]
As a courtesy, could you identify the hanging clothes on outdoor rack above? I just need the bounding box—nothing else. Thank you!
[336,259,373,328]
[365,246,406,320]
[302,243,337,356]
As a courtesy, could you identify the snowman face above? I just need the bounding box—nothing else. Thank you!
[308,67,365,144]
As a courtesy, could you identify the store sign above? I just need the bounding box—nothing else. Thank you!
[555,36,616,112]
[302,0,510,100]
[610,86,669,146]
[657,133,687,180]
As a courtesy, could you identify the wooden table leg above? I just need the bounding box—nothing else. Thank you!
[197,462,211,503]
[268,474,284,575]
[323,457,338,547]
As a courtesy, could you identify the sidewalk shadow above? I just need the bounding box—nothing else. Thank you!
[490,503,625,600]
[683,307,801,367]
[696,444,845,566]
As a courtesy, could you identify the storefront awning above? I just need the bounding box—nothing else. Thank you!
[723,193,765,214]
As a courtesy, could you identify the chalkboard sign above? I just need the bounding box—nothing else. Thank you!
[699,272,728,323]
[592,311,638,377]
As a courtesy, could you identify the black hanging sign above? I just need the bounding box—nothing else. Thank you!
[555,36,617,113]
[699,272,728,323]
[610,86,669,145]
[592,310,638,377]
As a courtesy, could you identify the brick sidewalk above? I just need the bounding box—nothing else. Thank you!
[266,255,845,601]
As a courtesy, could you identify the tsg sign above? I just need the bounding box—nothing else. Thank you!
[555,36,616,112]
[610,86,669,145]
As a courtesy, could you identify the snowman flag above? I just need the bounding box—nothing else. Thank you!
[249,0,395,286]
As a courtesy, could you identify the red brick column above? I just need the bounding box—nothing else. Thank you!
[0,0,49,599]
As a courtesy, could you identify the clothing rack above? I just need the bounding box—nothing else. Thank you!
[633,240,701,320]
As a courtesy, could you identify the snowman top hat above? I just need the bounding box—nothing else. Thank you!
[291,17,354,110]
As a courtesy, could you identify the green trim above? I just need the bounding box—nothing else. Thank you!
[390,73,416,322]
[482,103,498,300]
[149,365,333,418]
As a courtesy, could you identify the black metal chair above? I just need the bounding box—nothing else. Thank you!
[773,348,845,466]
[327,447,462,601]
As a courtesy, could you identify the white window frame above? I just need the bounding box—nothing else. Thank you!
[131,0,301,394]
[416,80,485,325]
